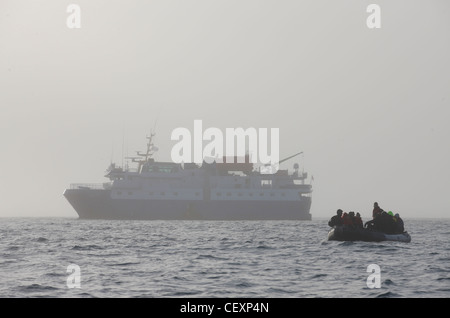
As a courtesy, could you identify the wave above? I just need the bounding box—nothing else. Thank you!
[70,244,105,251]
[375,291,399,298]
[108,262,141,267]
[18,284,60,293]
[196,254,227,260]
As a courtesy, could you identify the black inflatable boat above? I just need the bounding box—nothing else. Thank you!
[327,225,411,243]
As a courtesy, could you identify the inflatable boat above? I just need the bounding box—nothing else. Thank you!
[327,225,411,243]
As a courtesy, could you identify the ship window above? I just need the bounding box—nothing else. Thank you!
[195,192,200,196]
[160,192,165,195]
[217,192,221,196]
[270,193,275,196]
[149,192,153,195]
[281,193,285,197]
[260,193,264,196]
[174,192,178,196]
[227,192,231,196]
[128,192,132,195]
[117,191,122,195]
[238,193,243,197]
[249,193,253,197]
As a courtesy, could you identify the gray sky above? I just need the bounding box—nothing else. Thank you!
[1,0,449,219]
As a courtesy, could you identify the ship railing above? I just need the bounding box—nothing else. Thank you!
[70,183,112,190]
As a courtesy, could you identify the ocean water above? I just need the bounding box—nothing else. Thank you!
[0,217,449,298]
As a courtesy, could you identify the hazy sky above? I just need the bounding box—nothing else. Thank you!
[1,0,449,219]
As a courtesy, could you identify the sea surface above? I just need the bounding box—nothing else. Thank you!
[0,217,449,298]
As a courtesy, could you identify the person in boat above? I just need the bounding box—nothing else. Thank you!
[365,211,385,231]
[375,211,397,234]
[364,217,376,230]
[328,209,343,227]
[372,202,384,219]
[354,212,363,228]
[341,212,353,225]
[394,213,404,233]
[347,211,363,228]
[386,212,398,234]
[348,212,358,227]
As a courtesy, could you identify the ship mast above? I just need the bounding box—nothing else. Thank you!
[136,133,156,173]
[125,133,157,173]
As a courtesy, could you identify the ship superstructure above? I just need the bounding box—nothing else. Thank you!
[64,134,312,220]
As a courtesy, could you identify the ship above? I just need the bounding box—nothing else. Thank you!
[63,134,313,220]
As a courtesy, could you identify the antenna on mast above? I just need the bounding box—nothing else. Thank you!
[121,127,125,169]
[264,151,303,167]
[153,105,163,132]
[110,141,114,165]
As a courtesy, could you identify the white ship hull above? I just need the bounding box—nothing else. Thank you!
[64,189,312,220]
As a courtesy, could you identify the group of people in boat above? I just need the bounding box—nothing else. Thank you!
[328,209,363,228]
[328,202,405,234]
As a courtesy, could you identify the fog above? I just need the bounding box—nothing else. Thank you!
[1,0,449,219]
